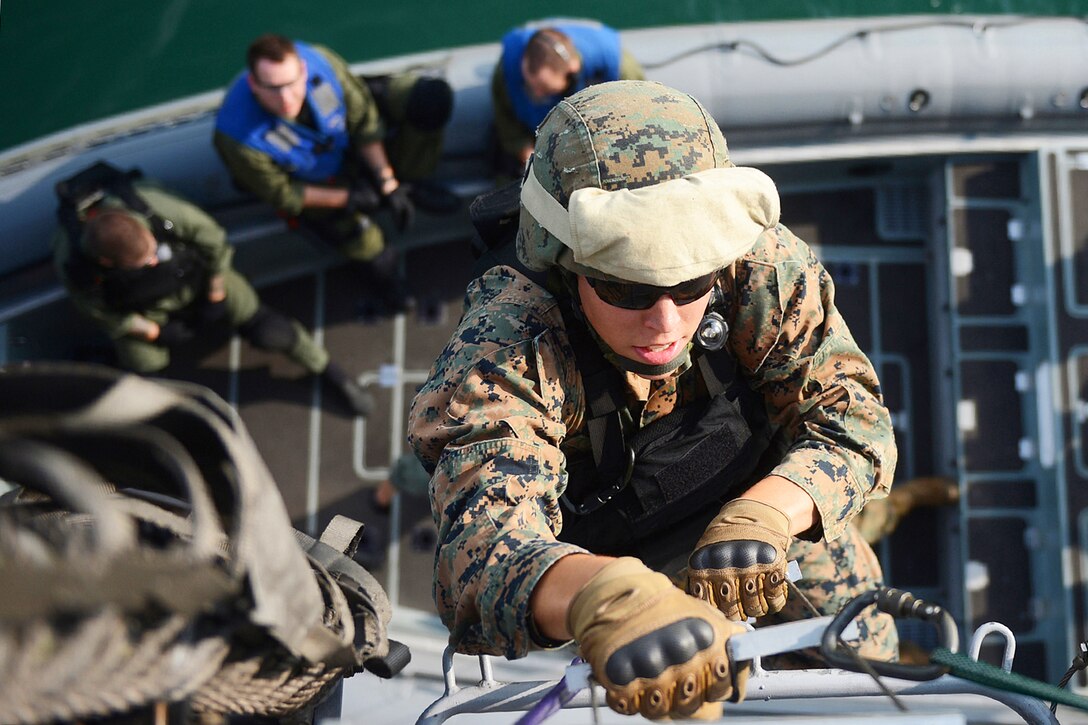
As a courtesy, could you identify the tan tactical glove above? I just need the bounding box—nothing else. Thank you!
[687,499,791,621]
[568,557,749,719]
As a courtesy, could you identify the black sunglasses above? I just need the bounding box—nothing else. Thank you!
[586,271,719,310]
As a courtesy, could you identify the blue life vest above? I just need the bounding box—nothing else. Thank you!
[500,21,622,130]
[215,42,350,182]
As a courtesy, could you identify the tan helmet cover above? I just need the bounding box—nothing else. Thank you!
[516,80,780,285]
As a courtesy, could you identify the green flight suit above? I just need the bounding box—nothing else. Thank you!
[52,180,328,374]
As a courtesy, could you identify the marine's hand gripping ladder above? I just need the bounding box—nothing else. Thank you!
[416,587,1071,724]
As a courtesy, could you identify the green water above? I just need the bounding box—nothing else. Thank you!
[2,0,1087,152]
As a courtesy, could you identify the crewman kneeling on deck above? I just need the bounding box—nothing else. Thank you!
[52,163,374,417]
[408,81,898,719]
[214,34,457,315]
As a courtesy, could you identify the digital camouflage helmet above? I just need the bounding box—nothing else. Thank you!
[517,80,780,286]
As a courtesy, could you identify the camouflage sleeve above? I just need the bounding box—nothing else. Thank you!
[133,182,233,275]
[408,267,588,658]
[317,45,384,149]
[727,225,897,541]
[490,63,534,159]
[213,129,307,215]
[618,48,646,81]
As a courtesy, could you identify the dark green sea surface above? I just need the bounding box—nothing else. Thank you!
[1,0,1087,152]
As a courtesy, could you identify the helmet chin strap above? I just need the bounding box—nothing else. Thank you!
[602,343,691,378]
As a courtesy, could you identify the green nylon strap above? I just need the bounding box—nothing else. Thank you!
[930,647,1088,712]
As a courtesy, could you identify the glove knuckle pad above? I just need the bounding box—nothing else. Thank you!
[691,540,778,569]
[604,617,716,685]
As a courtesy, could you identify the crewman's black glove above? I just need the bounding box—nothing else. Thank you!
[569,557,749,719]
[197,297,229,327]
[383,184,416,231]
[687,499,791,621]
[348,184,381,215]
[156,319,196,347]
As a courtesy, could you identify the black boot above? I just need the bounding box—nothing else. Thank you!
[322,362,374,417]
[355,247,411,316]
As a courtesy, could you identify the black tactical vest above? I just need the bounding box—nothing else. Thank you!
[56,162,205,312]
[554,305,777,570]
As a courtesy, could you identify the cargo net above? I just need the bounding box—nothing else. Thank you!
[0,362,407,723]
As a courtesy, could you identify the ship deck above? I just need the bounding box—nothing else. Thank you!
[6,143,1088,722]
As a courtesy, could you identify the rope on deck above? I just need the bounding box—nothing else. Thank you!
[930,647,1088,712]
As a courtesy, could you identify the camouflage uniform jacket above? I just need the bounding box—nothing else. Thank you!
[52,181,233,340]
[212,44,384,216]
[408,223,898,659]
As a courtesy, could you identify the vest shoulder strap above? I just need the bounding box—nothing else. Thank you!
[56,161,177,254]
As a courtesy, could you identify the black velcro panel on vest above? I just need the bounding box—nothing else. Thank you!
[622,352,756,521]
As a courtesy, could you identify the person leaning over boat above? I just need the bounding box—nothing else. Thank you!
[491,19,644,177]
[213,34,456,313]
[408,81,899,719]
[51,166,374,417]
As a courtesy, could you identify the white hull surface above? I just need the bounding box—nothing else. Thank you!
[4,16,1088,276]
